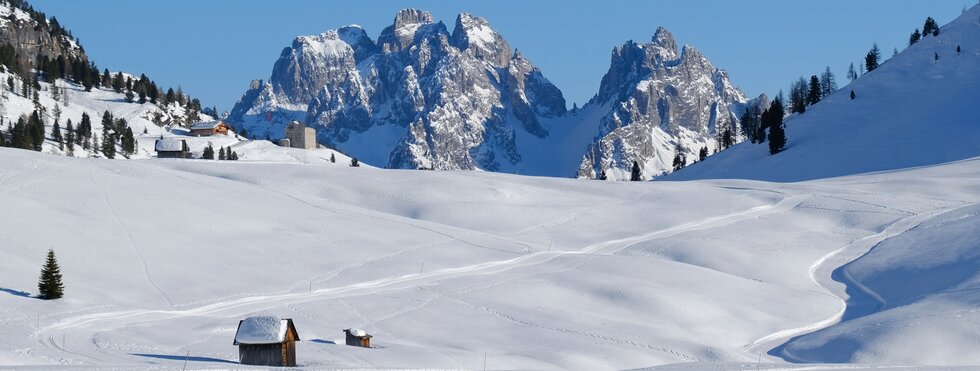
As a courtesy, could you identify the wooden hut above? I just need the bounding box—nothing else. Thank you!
[189,121,229,136]
[233,316,300,367]
[343,328,372,348]
[154,138,189,158]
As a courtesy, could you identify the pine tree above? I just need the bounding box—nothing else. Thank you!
[698,146,708,162]
[672,143,686,171]
[28,110,43,151]
[230,151,239,160]
[865,43,881,72]
[121,127,135,157]
[165,88,175,105]
[37,249,64,300]
[629,160,643,181]
[202,143,214,159]
[923,17,939,36]
[807,75,821,105]
[101,125,115,159]
[721,126,734,149]
[350,157,360,167]
[789,77,806,113]
[218,146,226,160]
[65,120,75,156]
[910,28,922,46]
[52,120,62,150]
[766,97,786,155]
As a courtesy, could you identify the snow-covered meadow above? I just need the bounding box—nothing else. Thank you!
[0,144,978,370]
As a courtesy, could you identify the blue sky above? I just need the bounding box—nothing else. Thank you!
[30,1,974,112]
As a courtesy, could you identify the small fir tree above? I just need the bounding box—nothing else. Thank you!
[218,146,226,160]
[37,249,64,300]
[910,28,921,46]
[202,143,214,159]
[865,43,881,72]
[52,120,63,150]
[630,160,642,181]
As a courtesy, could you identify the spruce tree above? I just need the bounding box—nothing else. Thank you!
[101,126,115,159]
[52,120,62,150]
[923,17,939,36]
[28,110,43,151]
[630,160,642,181]
[909,28,922,46]
[202,143,214,159]
[865,44,881,72]
[721,127,734,149]
[807,75,821,105]
[121,127,135,157]
[37,249,64,300]
[218,146,226,160]
[65,120,75,156]
[698,146,708,162]
[766,97,786,155]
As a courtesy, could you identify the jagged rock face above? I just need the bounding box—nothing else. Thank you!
[577,27,752,180]
[230,9,566,170]
[0,4,86,66]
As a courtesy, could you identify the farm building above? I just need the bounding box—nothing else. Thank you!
[154,138,189,158]
[189,121,230,136]
[233,316,300,367]
[343,328,372,348]
[284,121,316,149]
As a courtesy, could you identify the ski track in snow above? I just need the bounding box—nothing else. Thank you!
[30,193,801,363]
[746,203,965,361]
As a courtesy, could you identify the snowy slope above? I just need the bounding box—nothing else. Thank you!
[1,143,979,369]
[670,5,980,182]
[0,71,353,165]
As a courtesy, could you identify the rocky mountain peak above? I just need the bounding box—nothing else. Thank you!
[379,9,436,52]
[451,12,511,67]
[652,26,678,53]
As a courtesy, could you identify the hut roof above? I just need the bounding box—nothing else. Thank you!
[190,121,223,130]
[234,316,299,345]
[155,138,186,152]
[345,328,371,338]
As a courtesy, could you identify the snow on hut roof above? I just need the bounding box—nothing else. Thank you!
[155,138,186,152]
[346,328,369,337]
[190,121,222,130]
[234,316,292,345]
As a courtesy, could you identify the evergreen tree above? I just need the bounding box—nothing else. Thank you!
[52,120,62,150]
[52,103,62,123]
[121,127,135,157]
[79,112,91,144]
[28,110,43,151]
[101,125,115,159]
[630,160,643,181]
[766,97,786,155]
[721,126,734,149]
[125,91,134,103]
[202,143,214,159]
[865,43,881,72]
[350,157,360,167]
[101,68,111,87]
[230,151,239,160]
[672,143,687,171]
[11,116,30,149]
[218,146,226,160]
[698,146,708,162]
[165,88,175,105]
[65,120,74,156]
[910,28,922,46]
[923,17,939,36]
[37,249,64,300]
[807,75,821,105]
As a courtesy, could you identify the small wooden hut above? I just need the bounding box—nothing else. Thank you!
[233,316,300,367]
[189,121,229,136]
[154,138,189,158]
[343,328,372,348]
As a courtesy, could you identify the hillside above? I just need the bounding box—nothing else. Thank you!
[0,142,978,369]
[670,5,980,182]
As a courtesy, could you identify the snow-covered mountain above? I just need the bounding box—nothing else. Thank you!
[576,28,759,179]
[670,5,980,182]
[230,9,567,171]
[229,10,754,178]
